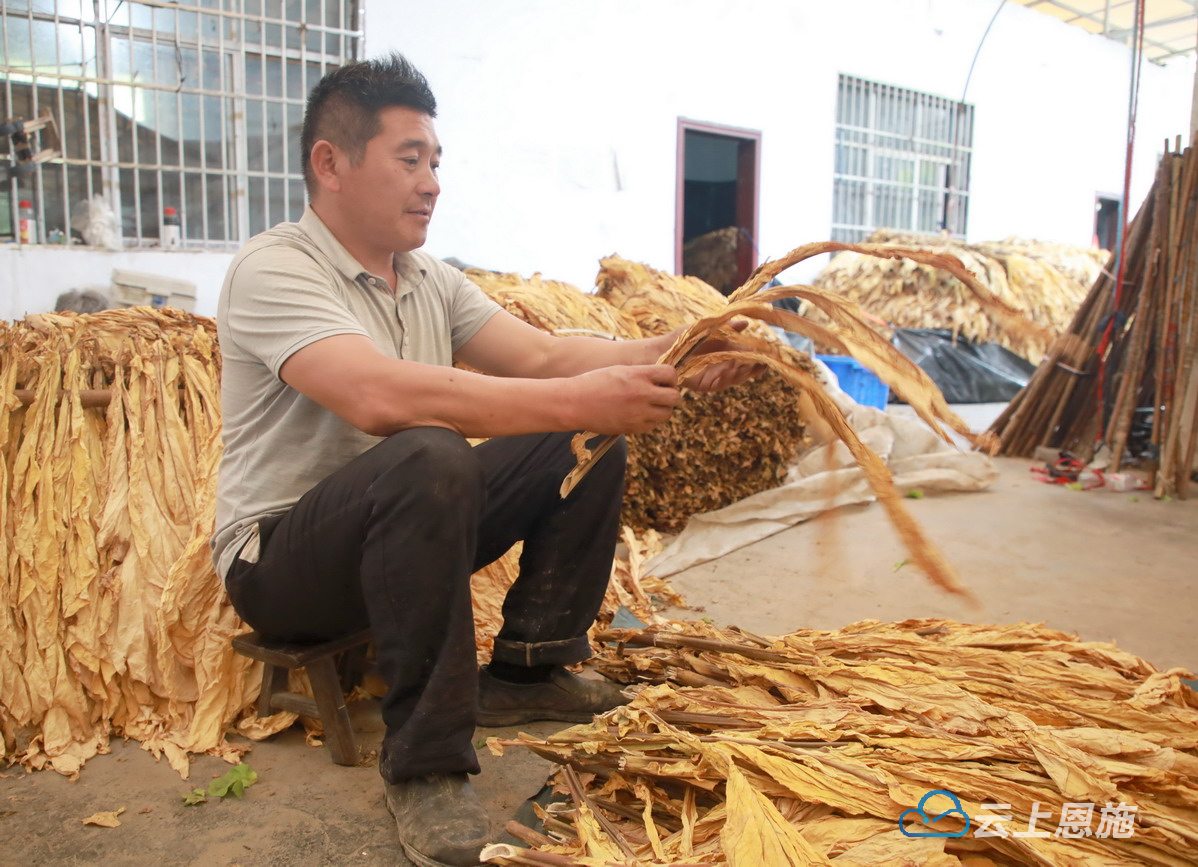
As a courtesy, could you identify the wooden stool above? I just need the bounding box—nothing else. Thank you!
[231,628,372,766]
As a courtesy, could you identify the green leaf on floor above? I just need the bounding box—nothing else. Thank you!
[206,764,259,799]
[182,788,207,806]
[905,490,924,499]
[892,558,909,572]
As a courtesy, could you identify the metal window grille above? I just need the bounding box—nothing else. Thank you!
[832,74,973,244]
[1,0,361,248]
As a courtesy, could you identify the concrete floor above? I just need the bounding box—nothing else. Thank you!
[4,404,1196,865]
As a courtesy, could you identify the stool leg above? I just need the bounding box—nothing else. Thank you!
[258,663,288,717]
[307,657,358,766]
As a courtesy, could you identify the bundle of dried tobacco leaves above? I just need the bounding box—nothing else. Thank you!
[488,619,1198,866]
[567,242,1008,602]
[466,263,813,533]
[814,231,1104,363]
[0,308,264,777]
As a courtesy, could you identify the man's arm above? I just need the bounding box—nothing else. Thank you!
[453,309,671,378]
[456,309,763,392]
[278,329,681,439]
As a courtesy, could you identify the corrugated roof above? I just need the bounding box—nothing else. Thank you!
[1010,0,1196,63]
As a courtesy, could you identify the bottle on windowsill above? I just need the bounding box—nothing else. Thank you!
[161,207,181,249]
[18,200,36,244]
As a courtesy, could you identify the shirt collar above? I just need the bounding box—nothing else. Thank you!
[298,205,426,295]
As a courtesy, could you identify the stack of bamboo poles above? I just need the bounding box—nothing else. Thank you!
[465,263,813,533]
[485,619,1198,866]
[814,231,1105,363]
[989,138,1198,499]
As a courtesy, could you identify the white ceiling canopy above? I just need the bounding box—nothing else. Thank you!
[1011,0,1196,63]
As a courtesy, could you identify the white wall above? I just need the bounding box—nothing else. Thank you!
[0,246,232,320]
[368,0,1194,288]
[1,0,1190,320]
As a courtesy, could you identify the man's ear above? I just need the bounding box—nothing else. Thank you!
[309,140,342,194]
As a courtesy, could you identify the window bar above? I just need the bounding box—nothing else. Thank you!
[26,1,42,239]
[292,2,302,222]
[867,81,877,232]
[79,14,96,225]
[260,8,271,230]
[152,2,164,245]
[231,15,250,246]
[197,36,210,246]
[173,2,185,242]
[93,0,123,245]
[53,1,70,243]
[217,3,229,242]
[908,87,918,232]
[127,14,144,245]
[2,8,10,236]
[320,0,328,77]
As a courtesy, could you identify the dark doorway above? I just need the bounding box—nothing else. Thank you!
[676,120,760,295]
[1095,195,1120,252]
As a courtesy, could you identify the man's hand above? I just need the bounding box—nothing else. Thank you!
[655,320,765,393]
[569,364,682,434]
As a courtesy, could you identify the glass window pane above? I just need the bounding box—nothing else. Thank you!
[246,54,263,95]
[269,177,286,228]
[289,180,305,222]
[246,100,265,171]
[207,174,227,240]
[119,167,137,238]
[286,102,304,175]
[286,59,304,99]
[203,49,223,91]
[158,90,182,166]
[154,6,177,36]
[204,95,225,168]
[184,172,206,239]
[181,93,203,167]
[266,57,283,95]
[140,170,161,241]
[249,175,267,236]
[267,101,286,170]
[179,10,199,39]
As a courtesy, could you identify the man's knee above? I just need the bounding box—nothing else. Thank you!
[374,427,484,509]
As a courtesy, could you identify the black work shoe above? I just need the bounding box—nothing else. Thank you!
[383,773,490,867]
[476,665,629,726]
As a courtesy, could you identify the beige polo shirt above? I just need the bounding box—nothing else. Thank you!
[211,206,502,581]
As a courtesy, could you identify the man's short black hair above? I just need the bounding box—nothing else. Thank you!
[301,52,437,194]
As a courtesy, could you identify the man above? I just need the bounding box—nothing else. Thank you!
[212,53,755,867]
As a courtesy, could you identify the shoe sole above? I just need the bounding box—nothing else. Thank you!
[475,708,601,727]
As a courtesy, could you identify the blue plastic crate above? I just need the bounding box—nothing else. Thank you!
[816,354,890,409]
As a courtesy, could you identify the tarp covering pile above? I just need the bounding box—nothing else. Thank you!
[892,328,1037,404]
[486,619,1198,866]
[466,262,814,533]
[814,231,1107,364]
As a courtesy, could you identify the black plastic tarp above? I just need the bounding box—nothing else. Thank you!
[891,328,1036,404]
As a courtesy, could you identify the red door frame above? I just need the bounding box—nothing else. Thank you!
[675,118,762,283]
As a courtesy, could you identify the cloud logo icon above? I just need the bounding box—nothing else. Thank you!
[899,790,971,838]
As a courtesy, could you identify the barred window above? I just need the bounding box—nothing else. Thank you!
[832,74,973,243]
[1,0,361,248]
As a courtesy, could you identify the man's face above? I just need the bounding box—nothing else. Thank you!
[339,106,441,254]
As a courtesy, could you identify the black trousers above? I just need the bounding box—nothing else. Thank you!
[224,427,627,782]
